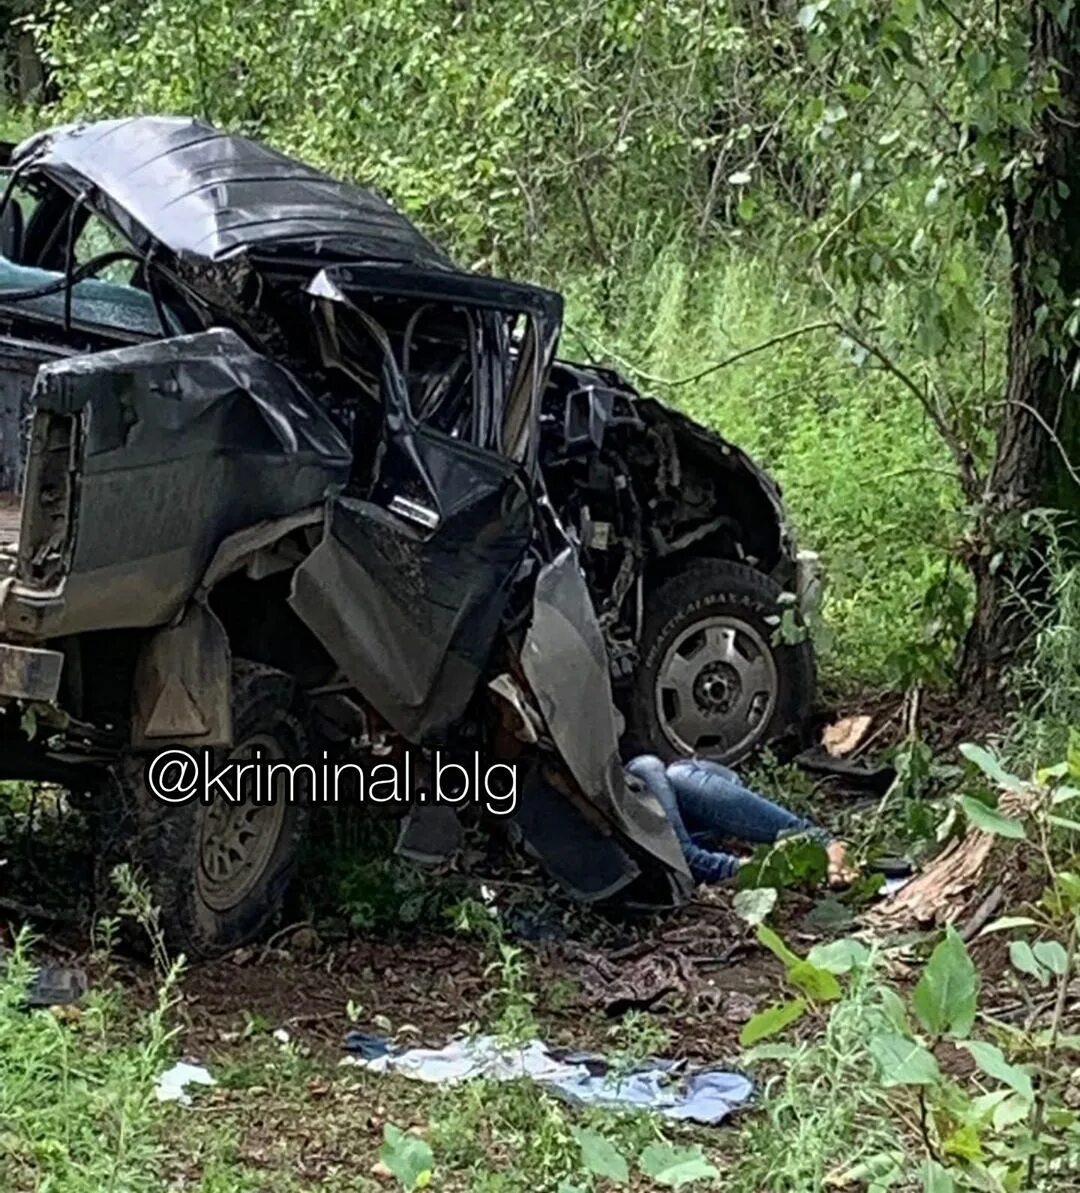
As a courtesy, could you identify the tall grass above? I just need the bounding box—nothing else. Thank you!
[0,926,183,1193]
[1008,527,1080,766]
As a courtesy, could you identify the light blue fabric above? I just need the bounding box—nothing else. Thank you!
[345,1032,753,1125]
[0,255,179,336]
[548,1064,753,1124]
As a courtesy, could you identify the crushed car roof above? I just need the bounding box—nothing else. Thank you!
[12,116,452,268]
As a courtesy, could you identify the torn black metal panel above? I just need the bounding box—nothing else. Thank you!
[289,431,534,742]
[634,396,790,568]
[510,760,642,902]
[520,547,691,906]
[13,117,451,268]
[22,328,350,634]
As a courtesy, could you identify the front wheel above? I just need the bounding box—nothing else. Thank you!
[623,559,815,764]
[115,660,308,959]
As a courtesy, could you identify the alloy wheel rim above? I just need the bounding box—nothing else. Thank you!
[655,615,779,760]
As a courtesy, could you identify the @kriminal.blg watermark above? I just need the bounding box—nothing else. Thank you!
[143,748,518,817]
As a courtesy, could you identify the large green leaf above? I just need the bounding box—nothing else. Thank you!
[733,887,777,927]
[959,743,1025,792]
[756,924,801,968]
[786,959,842,1002]
[739,998,807,1046]
[807,938,870,974]
[573,1129,628,1185]
[1067,728,1080,782]
[958,795,1027,839]
[869,1033,941,1086]
[959,1040,1034,1103]
[977,915,1038,935]
[1033,939,1069,976]
[922,1158,956,1192]
[912,927,978,1038]
[1009,940,1049,985]
[379,1124,434,1192]
[637,1143,719,1188]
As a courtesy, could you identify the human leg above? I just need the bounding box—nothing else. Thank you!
[625,755,741,883]
[666,758,829,846]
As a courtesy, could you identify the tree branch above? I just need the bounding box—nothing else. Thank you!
[567,319,841,389]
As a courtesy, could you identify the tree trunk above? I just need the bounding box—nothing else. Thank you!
[961,3,1080,697]
[14,31,45,104]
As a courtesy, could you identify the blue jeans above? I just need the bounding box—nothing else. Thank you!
[626,755,829,884]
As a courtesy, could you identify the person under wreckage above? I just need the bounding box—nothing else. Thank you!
[489,680,852,893]
[625,754,855,888]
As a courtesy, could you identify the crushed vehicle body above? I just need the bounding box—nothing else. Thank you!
[0,117,818,955]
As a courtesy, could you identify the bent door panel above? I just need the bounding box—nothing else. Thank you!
[290,425,533,741]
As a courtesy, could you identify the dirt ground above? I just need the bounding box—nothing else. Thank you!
[128,892,781,1066]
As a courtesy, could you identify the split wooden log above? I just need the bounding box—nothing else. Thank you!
[868,788,1035,932]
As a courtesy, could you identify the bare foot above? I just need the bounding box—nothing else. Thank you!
[827,840,858,889]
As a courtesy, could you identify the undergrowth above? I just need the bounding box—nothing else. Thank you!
[0,873,184,1193]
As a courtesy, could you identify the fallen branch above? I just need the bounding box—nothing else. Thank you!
[960,884,1004,942]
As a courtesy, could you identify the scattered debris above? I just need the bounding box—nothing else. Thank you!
[154,1061,216,1105]
[794,747,895,794]
[822,714,873,758]
[342,1032,752,1125]
[0,950,87,1007]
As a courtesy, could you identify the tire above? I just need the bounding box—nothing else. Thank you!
[623,559,815,765]
[115,660,308,959]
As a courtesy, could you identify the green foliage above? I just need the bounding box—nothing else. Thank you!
[1008,537,1080,767]
[572,1129,721,1189]
[868,1032,941,1087]
[731,886,777,926]
[637,1143,719,1188]
[739,997,807,1047]
[739,738,1080,1190]
[806,938,870,975]
[379,1124,435,1191]
[756,923,843,1005]
[737,834,829,891]
[574,1126,629,1184]
[958,794,1028,839]
[912,927,979,1040]
[0,927,184,1193]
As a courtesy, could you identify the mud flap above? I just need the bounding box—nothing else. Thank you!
[131,600,232,748]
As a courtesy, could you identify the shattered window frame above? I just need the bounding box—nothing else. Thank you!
[306,265,560,469]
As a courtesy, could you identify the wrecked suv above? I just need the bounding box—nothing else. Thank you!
[0,117,818,956]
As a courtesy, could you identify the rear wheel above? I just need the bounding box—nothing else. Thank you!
[116,660,308,959]
[623,559,814,764]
